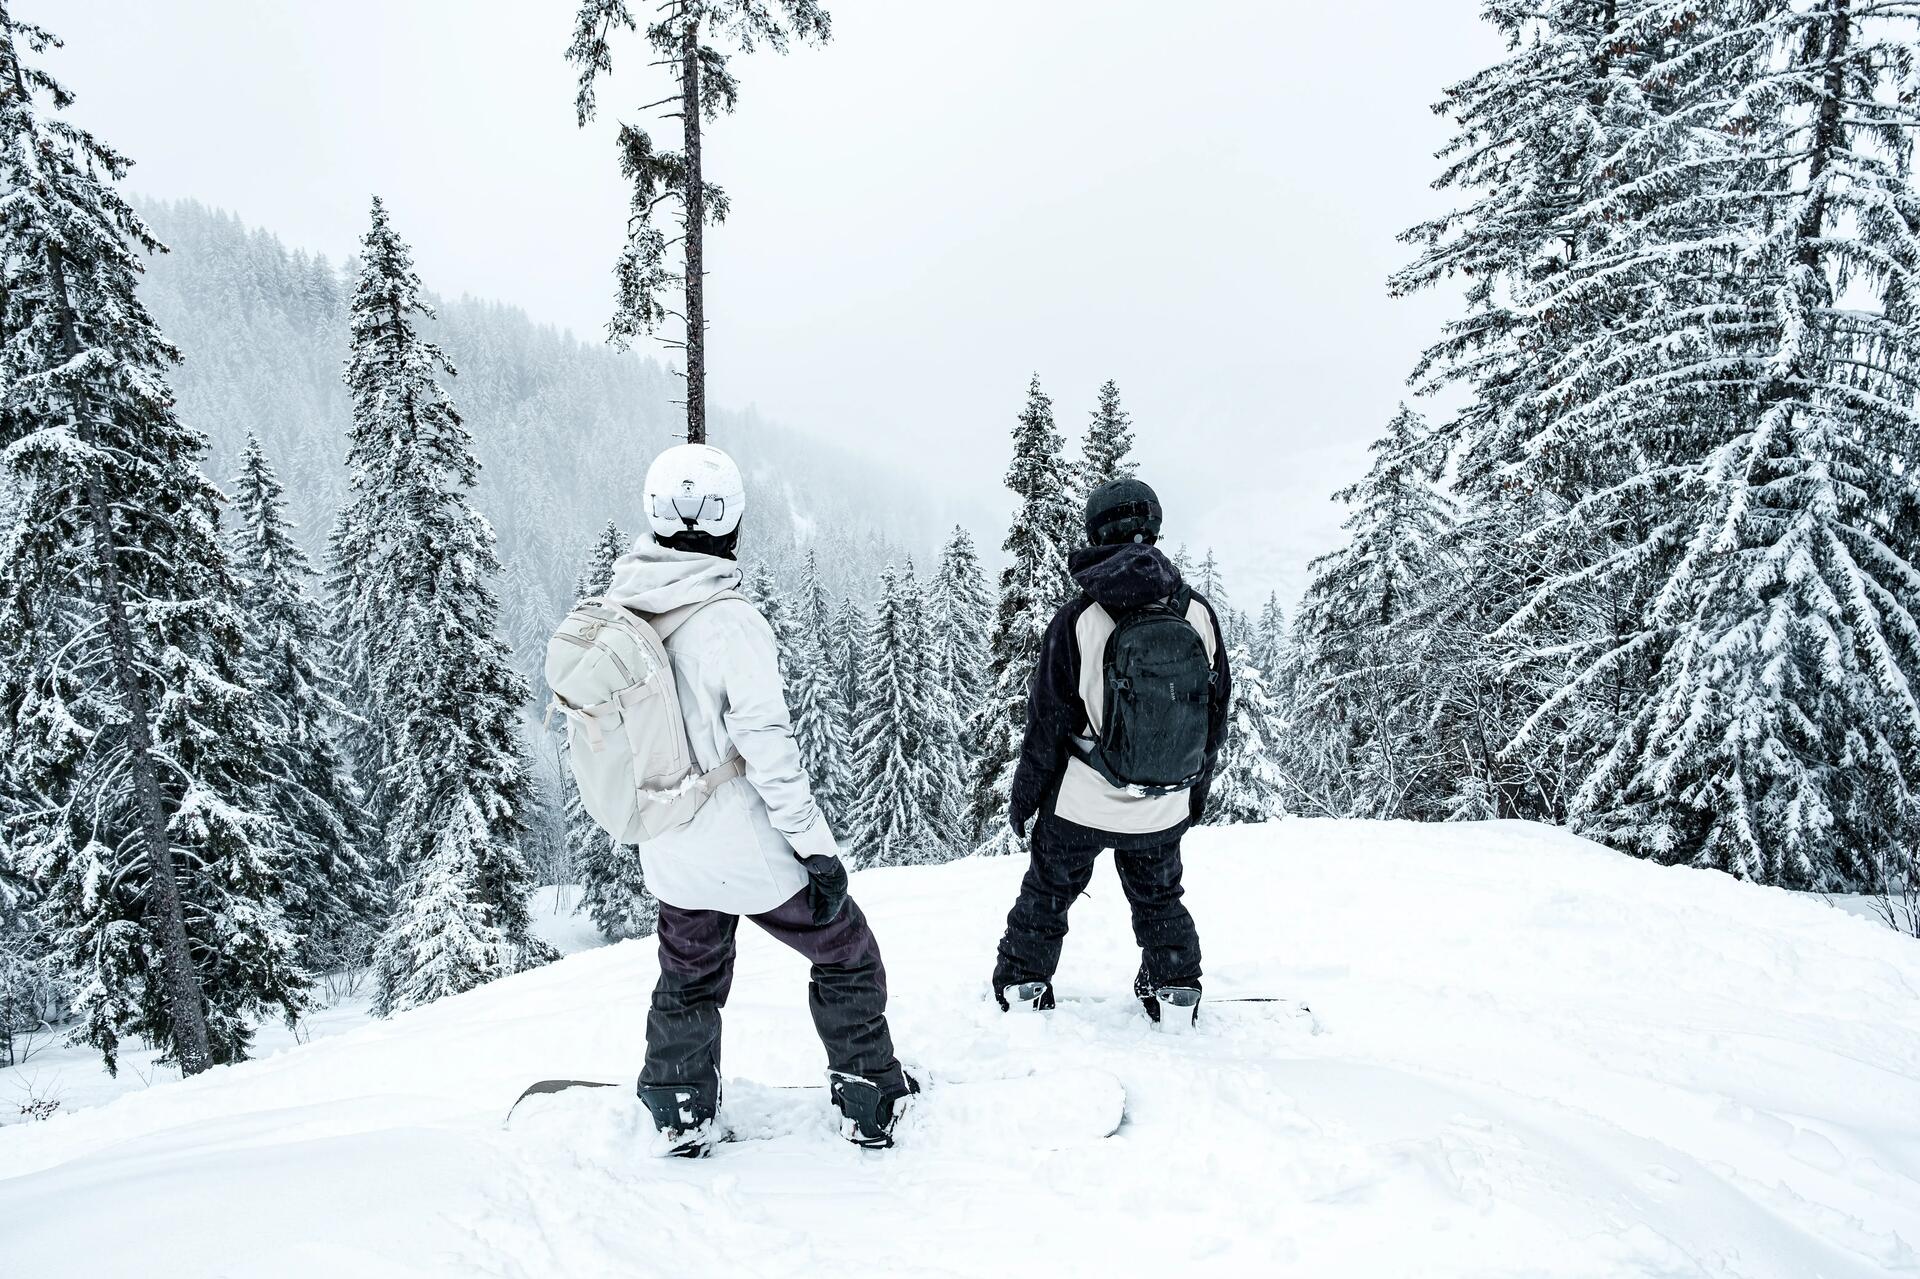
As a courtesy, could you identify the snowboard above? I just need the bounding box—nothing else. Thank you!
[504,1067,1127,1151]
[1051,993,1321,1032]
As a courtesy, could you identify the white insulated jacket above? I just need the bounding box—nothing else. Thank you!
[602,542,832,914]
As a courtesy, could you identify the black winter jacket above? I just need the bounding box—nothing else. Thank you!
[1008,543,1231,847]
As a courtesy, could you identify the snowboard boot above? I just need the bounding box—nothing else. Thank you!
[997,979,1056,1012]
[637,1080,720,1158]
[830,1071,920,1149]
[1136,965,1201,1030]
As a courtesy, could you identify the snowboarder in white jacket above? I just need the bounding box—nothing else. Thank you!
[603,444,915,1152]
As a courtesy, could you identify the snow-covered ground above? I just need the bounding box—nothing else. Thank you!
[4,820,1919,1278]
[0,885,601,1121]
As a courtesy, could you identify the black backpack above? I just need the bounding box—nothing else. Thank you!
[1078,588,1215,793]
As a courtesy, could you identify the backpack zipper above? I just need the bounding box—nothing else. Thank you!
[557,627,637,685]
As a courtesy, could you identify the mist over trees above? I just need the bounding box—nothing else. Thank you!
[135,199,942,691]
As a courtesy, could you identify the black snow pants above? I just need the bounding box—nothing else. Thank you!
[640,887,904,1106]
[992,818,1202,994]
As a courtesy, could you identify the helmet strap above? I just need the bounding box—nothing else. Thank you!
[656,526,740,560]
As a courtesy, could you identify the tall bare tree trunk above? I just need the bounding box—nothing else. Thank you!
[1797,0,1850,267]
[48,249,214,1076]
[680,19,707,445]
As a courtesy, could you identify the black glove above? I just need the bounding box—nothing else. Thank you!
[1187,780,1211,824]
[1009,804,1033,842]
[799,854,848,925]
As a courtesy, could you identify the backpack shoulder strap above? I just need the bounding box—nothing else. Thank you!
[647,588,752,642]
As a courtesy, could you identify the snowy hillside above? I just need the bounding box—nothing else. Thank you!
[134,201,956,663]
[4,821,1918,1278]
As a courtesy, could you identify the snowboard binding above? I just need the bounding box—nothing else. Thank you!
[1134,960,1201,1030]
[1136,967,1202,1030]
[1149,986,1202,1031]
[637,1081,720,1158]
[830,1071,920,1149]
[999,980,1056,1012]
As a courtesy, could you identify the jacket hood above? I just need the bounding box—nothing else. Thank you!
[603,538,743,616]
[1069,542,1183,611]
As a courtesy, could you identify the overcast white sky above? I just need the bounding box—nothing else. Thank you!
[38,0,1498,606]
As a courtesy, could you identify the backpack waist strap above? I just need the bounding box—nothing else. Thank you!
[1069,734,1201,798]
[647,754,747,830]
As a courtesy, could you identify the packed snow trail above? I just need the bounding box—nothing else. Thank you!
[5,820,1920,1277]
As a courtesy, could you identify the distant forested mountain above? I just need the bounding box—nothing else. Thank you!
[136,199,940,681]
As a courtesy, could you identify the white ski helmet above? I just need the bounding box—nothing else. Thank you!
[643,443,747,542]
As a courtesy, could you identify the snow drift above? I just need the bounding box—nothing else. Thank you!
[4,820,1919,1278]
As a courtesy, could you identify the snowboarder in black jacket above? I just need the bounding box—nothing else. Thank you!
[991,478,1231,1024]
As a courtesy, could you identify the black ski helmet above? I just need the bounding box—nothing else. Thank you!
[1085,478,1162,546]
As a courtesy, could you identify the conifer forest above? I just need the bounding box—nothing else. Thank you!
[4,0,1919,1093]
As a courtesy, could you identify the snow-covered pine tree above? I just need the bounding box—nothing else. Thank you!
[0,866,68,1069]
[787,549,852,827]
[1220,606,1253,656]
[743,558,796,686]
[567,0,831,443]
[1287,405,1457,820]
[925,526,990,848]
[1392,0,1705,489]
[1253,592,1289,687]
[900,557,956,859]
[327,198,554,1013]
[830,594,868,777]
[1193,548,1229,614]
[1202,643,1285,826]
[1073,378,1137,508]
[228,435,379,972]
[562,521,658,939]
[576,520,629,604]
[965,377,1078,852]
[1562,0,1920,888]
[0,8,306,1072]
[1388,0,1722,830]
[1404,492,1572,825]
[847,564,935,867]
[1299,408,1453,658]
[576,836,657,941]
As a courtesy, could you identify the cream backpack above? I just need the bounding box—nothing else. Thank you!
[544,593,747,844]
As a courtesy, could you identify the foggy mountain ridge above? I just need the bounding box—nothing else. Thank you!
[134,198,958,681]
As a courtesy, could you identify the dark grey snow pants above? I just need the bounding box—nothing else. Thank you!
[992,819,1203,994]
[640,888,905,1104]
